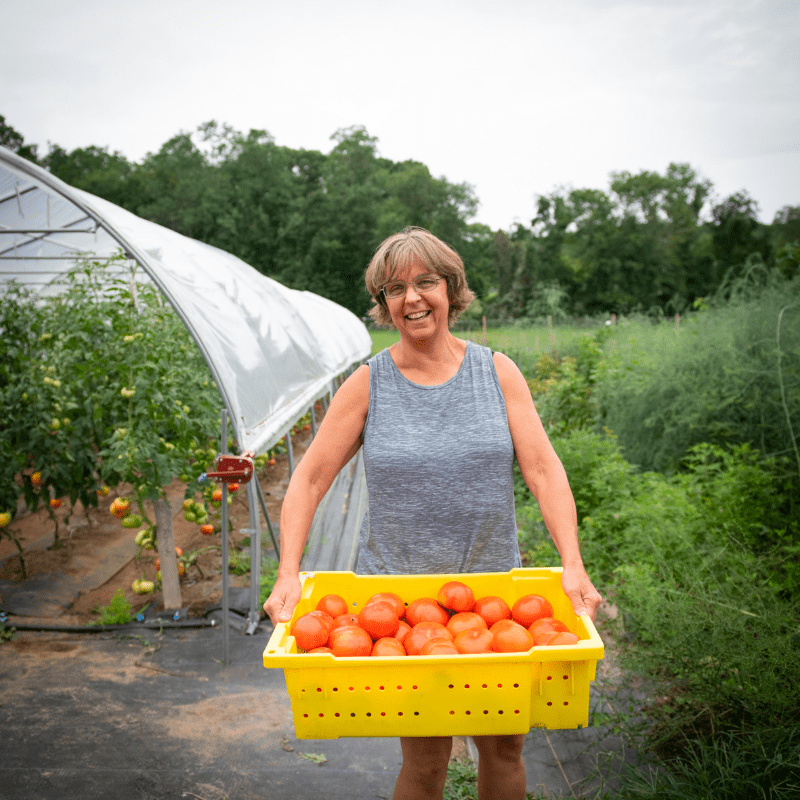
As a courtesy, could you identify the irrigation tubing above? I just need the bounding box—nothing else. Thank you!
[2,617,222,634]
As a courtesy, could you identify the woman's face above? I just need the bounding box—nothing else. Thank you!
[383,257,450,341]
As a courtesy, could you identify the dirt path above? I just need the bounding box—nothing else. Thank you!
[0,427,317,624]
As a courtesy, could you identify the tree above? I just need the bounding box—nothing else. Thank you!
[0,115,39,162]
[711,191,772,274]
[43,144,142,211]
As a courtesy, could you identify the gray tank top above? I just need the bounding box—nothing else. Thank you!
[355,340,522,575]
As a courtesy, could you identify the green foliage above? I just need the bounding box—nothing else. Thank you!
[505,318,800,796]
[93,589,134,626]
[618,727,800,800]
[0,255,223,539]
[594,278,800,478]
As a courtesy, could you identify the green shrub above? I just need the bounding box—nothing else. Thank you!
[93,589,134,626]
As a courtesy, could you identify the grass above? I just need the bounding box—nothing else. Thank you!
[368,322,603,357]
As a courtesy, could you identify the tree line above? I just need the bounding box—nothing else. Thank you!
[2,114,798,319]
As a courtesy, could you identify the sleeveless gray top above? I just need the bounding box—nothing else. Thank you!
[355,340,522,575]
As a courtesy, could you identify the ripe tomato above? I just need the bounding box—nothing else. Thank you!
[366,592,405,619]
[316,593,349,618]
[405,597,450,627]
[371,637,406,657]
[436,580,475,613]
[49,498,62,509]
[446,611,488,638]
[200,524,215,536]
[31,471,43,489]
[291,613,329,651]
[307,609,334,632]
[453,627,494,654]
[358,600,400,639]
[329,625,373,657]
[394,619,412,644]
[511,593,554,627]
[404,621,453,656]
[228,483,239,493]
[330,613,360,632]
[419,638,459,656]
[534,630,580,646]
[528,617,569,640]
[473,595,512,627]
[489,619,534,653]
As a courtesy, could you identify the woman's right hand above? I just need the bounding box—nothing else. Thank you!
[263,573,302,627]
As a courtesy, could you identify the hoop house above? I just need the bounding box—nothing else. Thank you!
[0,148,371,642]
[0,148,372,455]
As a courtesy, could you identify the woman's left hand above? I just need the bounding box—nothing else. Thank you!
[560,564,603,621]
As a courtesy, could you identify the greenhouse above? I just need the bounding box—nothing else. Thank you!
[0,147,372,639]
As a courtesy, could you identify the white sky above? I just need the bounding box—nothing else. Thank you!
[2,0,798,229]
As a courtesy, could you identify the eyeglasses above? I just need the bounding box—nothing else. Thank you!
[381,274,442,299]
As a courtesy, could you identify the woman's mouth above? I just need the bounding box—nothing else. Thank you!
[405,310,431,321]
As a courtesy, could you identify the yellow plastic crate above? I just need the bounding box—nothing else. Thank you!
[263,567,603,739]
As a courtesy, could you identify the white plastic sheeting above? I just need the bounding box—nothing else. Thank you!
[0,148,373,454]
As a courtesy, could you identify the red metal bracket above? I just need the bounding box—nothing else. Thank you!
[206,455,254,485]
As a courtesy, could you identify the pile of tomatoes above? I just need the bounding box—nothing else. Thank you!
[289,579,580,658]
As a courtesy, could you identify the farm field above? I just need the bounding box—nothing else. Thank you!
[369,321,605,357]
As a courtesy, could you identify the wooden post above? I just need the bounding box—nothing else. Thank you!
[155,495,181,611]
[482,315,488,347]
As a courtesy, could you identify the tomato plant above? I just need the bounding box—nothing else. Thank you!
[0,256,223,605]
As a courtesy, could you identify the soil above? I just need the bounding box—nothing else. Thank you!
[0,426,318,624]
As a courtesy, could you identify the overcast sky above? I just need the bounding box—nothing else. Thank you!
[2,0,798,229]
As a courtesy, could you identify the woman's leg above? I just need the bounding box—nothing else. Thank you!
[471,734,526,800]
[392,736,453,800]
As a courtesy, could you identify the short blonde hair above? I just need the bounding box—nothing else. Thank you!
[365,227,476,327]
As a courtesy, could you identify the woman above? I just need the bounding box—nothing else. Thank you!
[263,226,602,800]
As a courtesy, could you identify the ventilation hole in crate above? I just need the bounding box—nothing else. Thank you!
[365,686,370,690]
[350,712,356,717]
[414,711,419,716]
[412,685,418,690]
[366,712,371,717]
[303,713,309,718]
[332,687,338,692]
[449,710,455,715]
[465,710,471,715]
[513,683,519,688]
[563,675,569,680]
[547,702,552,707]
[380,712,386,716]
[349,687,354,691]
[498,710,504,715]
[316,687,322,692]
[483,710,489,714]
[563,701,569,706]
[482,683,487,688]
[464,683,470,689]
[448,684,454,689]
[397,685,402,690]
[497,683,503,688]
[546,676,552,681]
[379,685,385,690]
[335,713,340,717]
[398,712,403,716]
[514,709,520,714]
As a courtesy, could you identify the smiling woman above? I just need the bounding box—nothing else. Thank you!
[364,227,475,328]
[263,225,602,800]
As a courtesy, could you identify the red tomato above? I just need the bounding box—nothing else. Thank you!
[473,596,512,627]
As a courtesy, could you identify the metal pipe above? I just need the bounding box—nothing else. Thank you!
[220,410,230,665]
